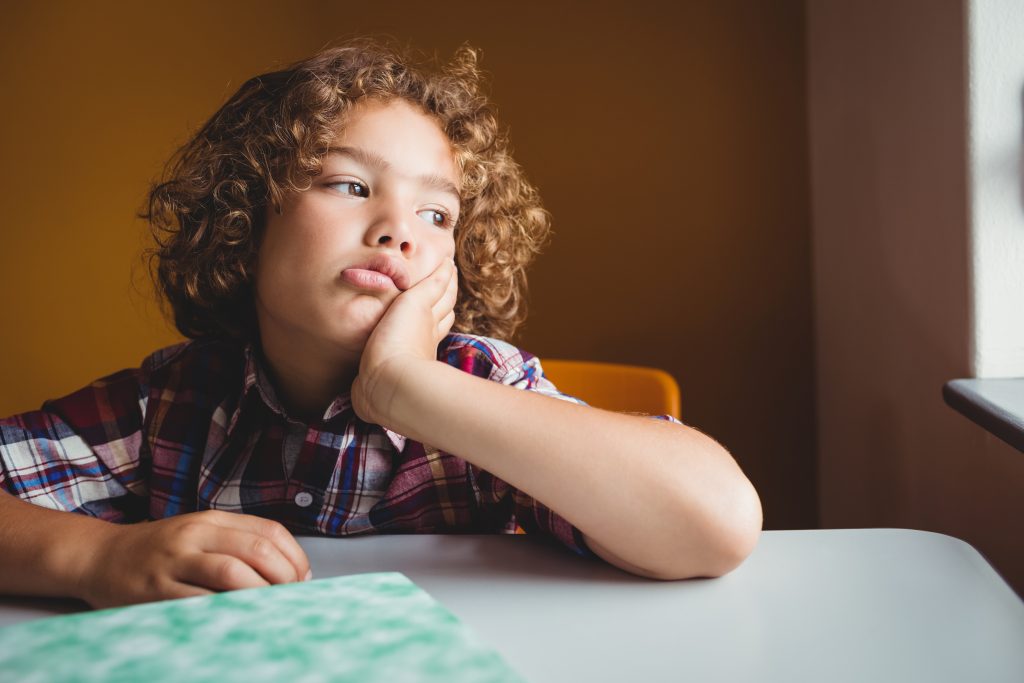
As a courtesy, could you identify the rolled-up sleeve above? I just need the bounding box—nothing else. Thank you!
[0,369,150,522]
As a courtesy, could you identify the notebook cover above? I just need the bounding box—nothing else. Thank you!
[0,572,525,683]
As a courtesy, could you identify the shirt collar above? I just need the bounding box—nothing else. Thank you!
[226,343,407,451]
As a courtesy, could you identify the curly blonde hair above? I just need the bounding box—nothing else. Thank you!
[143,38,551,342]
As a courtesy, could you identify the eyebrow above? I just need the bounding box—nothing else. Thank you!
[326,145,461,202]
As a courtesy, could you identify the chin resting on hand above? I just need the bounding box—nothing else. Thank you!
[352,257,458,425]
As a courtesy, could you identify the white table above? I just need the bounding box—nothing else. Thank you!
[2,529,1022,682]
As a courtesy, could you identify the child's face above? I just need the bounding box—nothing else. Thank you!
[254,98,460,357]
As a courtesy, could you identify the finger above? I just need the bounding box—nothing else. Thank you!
[438,310,456,339]
[117,578,214,607]
[431,258,458,308]
[395,258,452,309]
[432,263,458,319]
[162,582,214,601]
[431,256,456,286]
[198,529,307,585]
[178,552,272,593]
[201,512,311,582]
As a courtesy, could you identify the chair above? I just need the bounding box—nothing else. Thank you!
[540,359,681,421]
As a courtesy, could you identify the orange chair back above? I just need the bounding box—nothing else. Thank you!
[540,359,681,420]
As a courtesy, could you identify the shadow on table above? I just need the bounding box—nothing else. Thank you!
[0,533,718,622]
[298,533,721,589]
[0,594,89,625]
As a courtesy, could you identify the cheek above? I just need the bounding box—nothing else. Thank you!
[254,238,322,306]
[410,234,457,283]
[423,228,456,258]
[259,212,340,279]
[437,230,456,259]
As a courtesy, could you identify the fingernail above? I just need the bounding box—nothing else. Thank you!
[304,569,313,582]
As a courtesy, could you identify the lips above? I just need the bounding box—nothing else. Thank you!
[341,254,411,291]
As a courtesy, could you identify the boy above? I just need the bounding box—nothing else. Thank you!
[0,40,762,608]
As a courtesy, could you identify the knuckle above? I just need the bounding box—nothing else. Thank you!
[215,558,246,588]
[260,519,288,543]
[177,519,202,534]
[250,537,273,560]
[203,509,229,524]
[175,521,203,544]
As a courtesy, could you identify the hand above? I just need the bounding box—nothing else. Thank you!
[351,257,458,425]
[76,510,311,609]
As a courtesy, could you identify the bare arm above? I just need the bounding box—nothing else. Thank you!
[0,490,311,608]
[363,360,761,579]
[353,259,763,580]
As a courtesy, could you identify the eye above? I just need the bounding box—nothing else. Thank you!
[327,180,369,198]
[417,208,456,230]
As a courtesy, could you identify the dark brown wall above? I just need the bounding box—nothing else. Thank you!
[808,0,1024,596]
[0,0,815,529]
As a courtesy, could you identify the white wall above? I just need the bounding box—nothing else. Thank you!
[968,0,1024,377]
[807,0,1024,595]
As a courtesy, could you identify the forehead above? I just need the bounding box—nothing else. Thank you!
[326,98,461,193]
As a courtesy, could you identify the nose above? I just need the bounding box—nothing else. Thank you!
[364,196,416,256]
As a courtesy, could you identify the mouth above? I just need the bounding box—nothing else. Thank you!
[340,254,411,292]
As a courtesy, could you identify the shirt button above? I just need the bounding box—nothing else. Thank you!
[294,491,314,508]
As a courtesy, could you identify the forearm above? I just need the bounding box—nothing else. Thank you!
[378,361,762,579]
[0,490,113,599]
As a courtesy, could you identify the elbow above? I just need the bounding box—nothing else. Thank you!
[652,477,763,581]
[695,477,763,578]
[698,491,762,578]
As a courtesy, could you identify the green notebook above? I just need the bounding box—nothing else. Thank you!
[0,572,525,683]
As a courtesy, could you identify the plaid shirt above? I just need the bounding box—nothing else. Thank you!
[0,334,610,556]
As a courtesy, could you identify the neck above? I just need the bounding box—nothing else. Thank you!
[257,328,360,423]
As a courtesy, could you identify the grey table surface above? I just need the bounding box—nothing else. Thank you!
[1,529,1023,682]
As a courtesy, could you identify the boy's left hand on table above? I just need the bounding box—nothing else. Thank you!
[352,257,458,425]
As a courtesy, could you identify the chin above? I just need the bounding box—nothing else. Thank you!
[326,299,386,343]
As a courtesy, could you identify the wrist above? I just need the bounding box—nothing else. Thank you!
[50,515,120,604]
[371,360,464,443]
[355,354,430,427]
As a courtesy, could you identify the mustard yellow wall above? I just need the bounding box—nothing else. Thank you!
[0,1,814,529]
